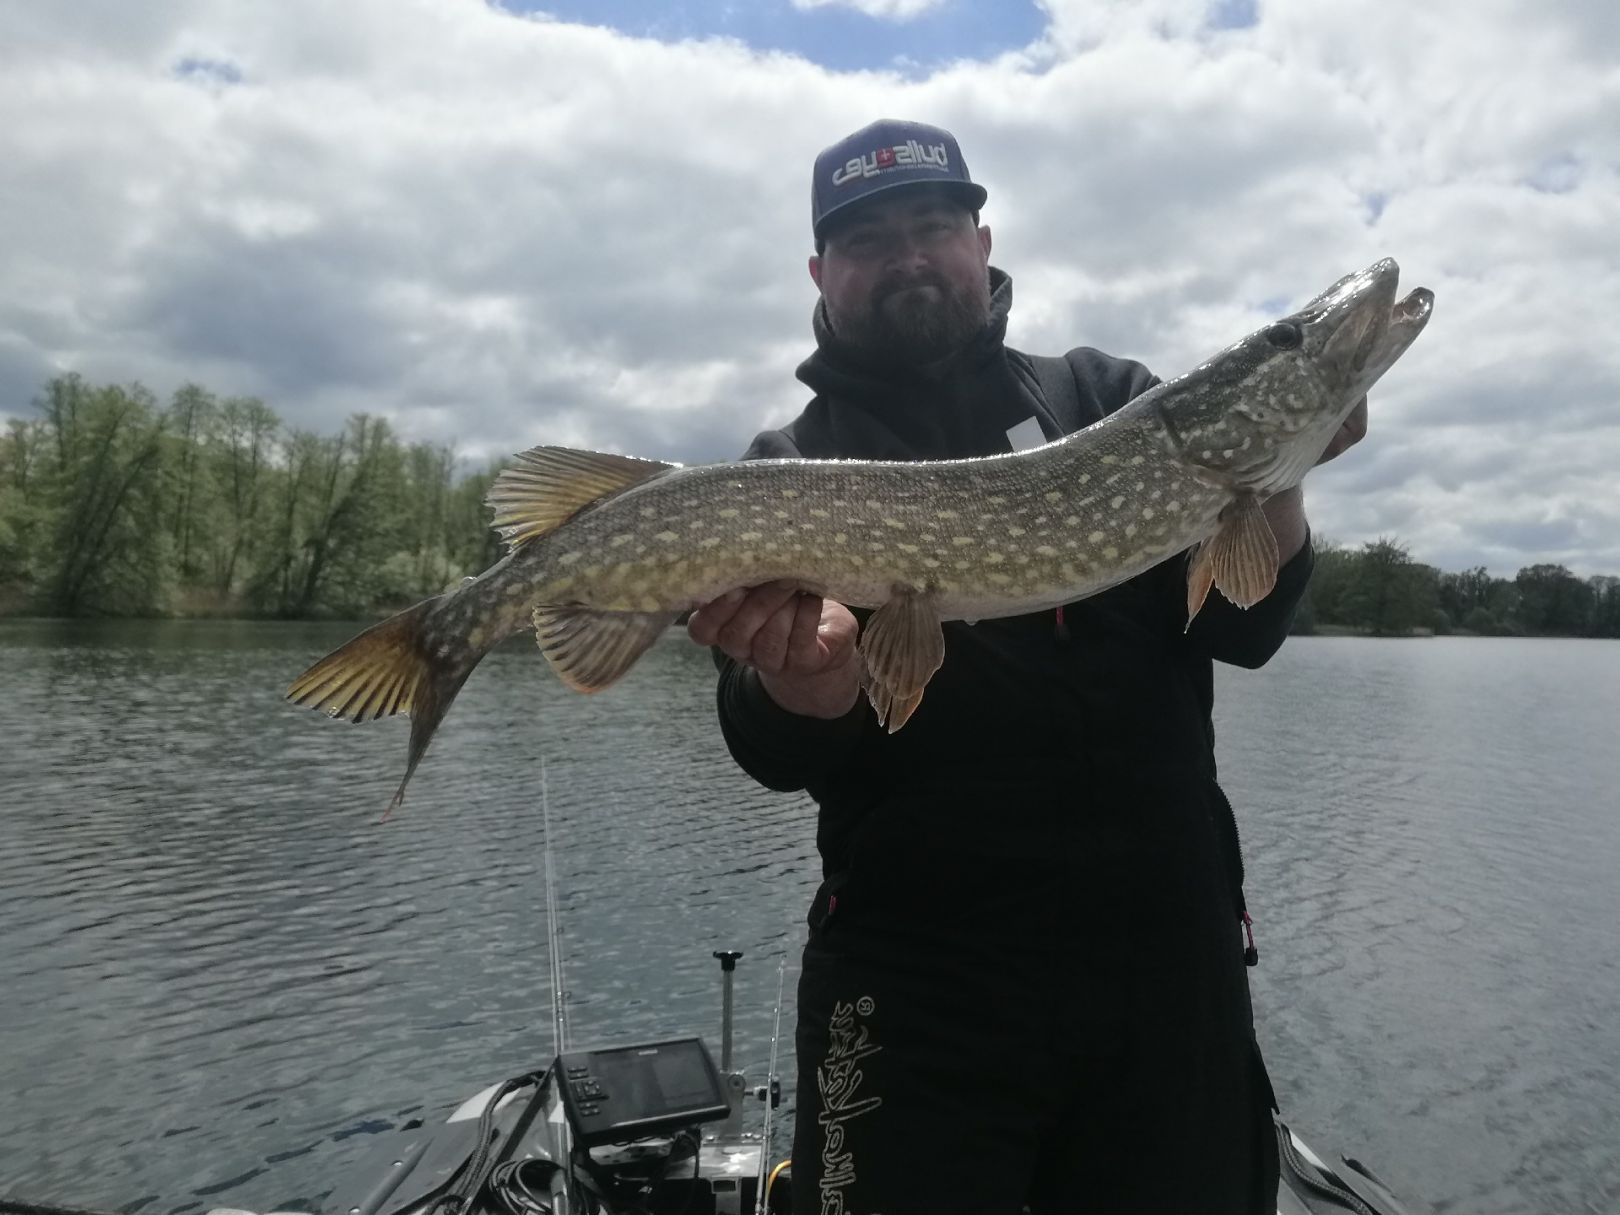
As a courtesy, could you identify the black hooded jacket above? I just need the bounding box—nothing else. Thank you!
[715,269,1313,902]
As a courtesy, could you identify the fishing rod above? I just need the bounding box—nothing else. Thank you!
[540,759,581,1215]
[755,956,787,1215]
[542,759,571,1060]
[443,759,769,1215]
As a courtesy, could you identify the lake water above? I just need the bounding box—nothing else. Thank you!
[1,621,1617,1215]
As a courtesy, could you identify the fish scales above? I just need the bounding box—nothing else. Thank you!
[493,407,1222,626]
[287,257,1434,813]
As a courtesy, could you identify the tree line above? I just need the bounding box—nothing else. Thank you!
[0,375,502,618]
[2,374,1617,635]
[1293,539,1620,638]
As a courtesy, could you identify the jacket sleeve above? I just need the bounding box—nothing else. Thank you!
[711,425,874,793]
[715,661,871,792]
[1184,531,1315,668]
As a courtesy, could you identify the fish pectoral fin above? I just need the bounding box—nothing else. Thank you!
[858,589,944,733]
[533,605,678,693]
[487,447,678,550]
[1196,493,1279,616]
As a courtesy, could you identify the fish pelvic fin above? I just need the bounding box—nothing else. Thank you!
[532,605,679,693]
[1185,540,1216,628]
[1186,493,1279,628]
[487,446,677,551]
[859,588,944,733]
[286,595,481,818]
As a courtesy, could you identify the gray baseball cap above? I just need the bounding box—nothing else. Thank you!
[811,118,988,240]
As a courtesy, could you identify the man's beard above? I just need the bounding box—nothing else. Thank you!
[828,270,992,365]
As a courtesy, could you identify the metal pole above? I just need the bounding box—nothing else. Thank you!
[713,950,742,1071]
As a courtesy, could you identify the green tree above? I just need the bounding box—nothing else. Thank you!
[165,383,217,580]
[1514,564,1595,636]
[1591,579,1620,639]
[208,396,281,596]
[1486,580,1520,631]
[447,459,506,581]
[1303,539,1358,626]
[1341,537,1433,635]
[260,415,410,616]
[0,418,49,590]
[1438,566,1495,627]
[37,376,175,615]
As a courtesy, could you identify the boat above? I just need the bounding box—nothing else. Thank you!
[201,780,1427,1215]
[187,945,1425,1215]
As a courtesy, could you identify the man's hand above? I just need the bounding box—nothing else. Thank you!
[1316,394,1368,466]
[1261,395,1370,564]
[687,581,863,719]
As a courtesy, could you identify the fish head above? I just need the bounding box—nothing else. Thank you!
[1166,258,1434,496]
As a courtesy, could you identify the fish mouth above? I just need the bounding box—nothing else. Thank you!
[1367,282,1434,379]
[1307,258,1433,389]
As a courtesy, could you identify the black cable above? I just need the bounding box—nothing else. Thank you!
[664,1129,702,1215]
[428,1067,551,1215]
[489,1160,559,1215]
[1275,1122,1380,1215]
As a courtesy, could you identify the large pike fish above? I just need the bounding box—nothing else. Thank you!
[289,258,1433,812]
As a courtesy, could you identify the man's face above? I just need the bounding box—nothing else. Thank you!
[810,190,993,365]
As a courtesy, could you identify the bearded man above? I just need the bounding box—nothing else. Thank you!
[689,118,1360,1214]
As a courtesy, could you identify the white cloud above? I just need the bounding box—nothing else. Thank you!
[789,0,947,19]
[0,0,1616,576]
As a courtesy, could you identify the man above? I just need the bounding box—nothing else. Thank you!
[687,119,1361,1214]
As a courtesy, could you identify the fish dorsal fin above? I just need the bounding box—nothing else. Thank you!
[487,446,677,550]
[859,588,945,733]
[532,605,679,693]
[1185,493,1279,626]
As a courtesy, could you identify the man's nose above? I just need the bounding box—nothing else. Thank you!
[882,234,928,271]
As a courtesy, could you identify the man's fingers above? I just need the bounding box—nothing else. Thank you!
[685,588,746,647]
[687,583,857,677]
[783,592,827,672]
[1316,395,1369,466]
[1343,396,1368,442]
[714,582,801,668]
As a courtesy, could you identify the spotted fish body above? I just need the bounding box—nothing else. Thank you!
[290,258,1434,813]
[475,411,1207,628]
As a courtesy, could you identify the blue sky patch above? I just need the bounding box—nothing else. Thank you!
[1207,0,1259,30]
[505,0,1048,73]
[173,56,244,86]
[1526,154,1581,195]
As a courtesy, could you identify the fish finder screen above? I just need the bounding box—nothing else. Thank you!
[557,1037,730,1145]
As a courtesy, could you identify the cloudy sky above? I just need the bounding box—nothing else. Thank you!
[2,0,1616,576]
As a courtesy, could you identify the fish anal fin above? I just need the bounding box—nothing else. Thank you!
[486,446,678,550]
[1207,494,1279,610]
[1185,540,1215,630]
[287,595,482,816]
[858,588,944,734]
[532,604,678,693]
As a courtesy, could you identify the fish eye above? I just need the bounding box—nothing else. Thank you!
[1266,321,1303,349]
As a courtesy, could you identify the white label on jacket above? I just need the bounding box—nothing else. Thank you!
[1006,416,1045,452]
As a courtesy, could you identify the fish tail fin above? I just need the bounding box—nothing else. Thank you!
[286,595,481,816]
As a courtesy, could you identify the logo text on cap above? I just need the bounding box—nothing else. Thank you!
[830,140,950,188]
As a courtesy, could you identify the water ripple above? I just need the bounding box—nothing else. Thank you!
[4,624,1618,1214]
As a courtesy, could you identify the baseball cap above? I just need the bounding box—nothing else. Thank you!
[811,118,988,240]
